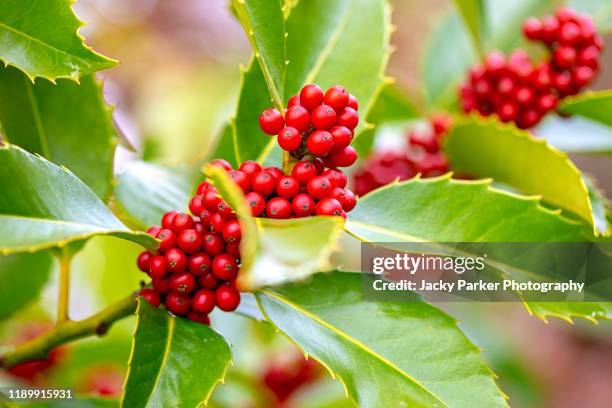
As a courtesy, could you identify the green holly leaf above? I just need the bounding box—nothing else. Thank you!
[0,144,157,254]
[121,300,231,408]
[535,115,612,154]
[525,302,612,323]
[584,175,610,236]
[0,0,116,82]
[0,252,53,320]
[444,116,598,233]
[558,90,612,128]
[453,0,486,53]
[208,123,239,169]
[257,272,508,407]
[0,66,115,199]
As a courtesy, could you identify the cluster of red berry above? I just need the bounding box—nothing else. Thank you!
[259,84,359,167]
[262,353,322,404]
[460,7,603,129]
[353,115,451,196]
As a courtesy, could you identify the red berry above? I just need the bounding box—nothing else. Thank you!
[211,159,232,171]
[541,16,560,43]
[307,130,334,156]
[573,66,595,87]
[245,191,265,216]
[189,195,205,218]
[287,95,301,108]
[172,213,194,233]
[266,197,292,219]
[151,278,170,294]
[165,293,191,315]
[161,211,179,230]
[199,273,219,290]
[156,229,176,253]
[515,86,535,105]
[189,253,211,275]
[192,289,216,314]
[291,161,318,184]
[285,106,311,132]
[408,128,438,152]
[196,181,211,195]
[212,254,238,280]
[328,146,357,167]
[177,229,202,254]
[307,176,333,199]
[315,198,343,216]
[578,46,599,69]
[555,7,576,24]
[497,76,514,95]
[291,193,315,217]
[252,171,277,196]
[536,94,558,112]
[149,256,167,279]
[228,170,251,194]
[347,93,359,110]
[333,187,356,211]
[322,169,347,188]
[324,86,349,112]
[147,226,161,237]
[277,126,302,152]
[193,221,205,235]
[137,251,153,272]
[239,160,262,177]
[203,233,225,256]
[215,285,241,312]
[522,17,542,40]
[553,71,573,94]
[554,46,576,69]
[187,312,210,326]
[208,212,226,233]
[264,166,284,180]
[329,126,352,149]
[165,248,188,273]
[204,189,221,212]
[226,243,241,258]
[517,109,541,129]
[311,105,337,130]
[169,273,196,294]
[299,84,324,111]
[276,176,300,199]
[139,289,160,307]
[485,51,505,75]
[222,220,241,243]
[259,108,285,135]
[336,107,359,129]
[215,200,234,219]
[497,102,518,122]
[559,21,581,46]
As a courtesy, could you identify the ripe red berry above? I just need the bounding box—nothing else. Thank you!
[147,226,161,237]
[189,195,205,218]
[165,248,188,273]
[172,213,194,233]
[328,146,357,167]
[266,197,292,219]
[212,254,238,280]
[203,233,225,257]
[187,312,211,326]
[149,255,167,279]
[536,94,558,112]
[291,161,318,184]
[347,93,359,110]
[285,106,311,132]
[329,126,352,149]
[165,293,191,315]
[189,253,211,275]
[291,193,315,217]
[169,273,196,294]
[139,289,160,307]
[307,176,333,199]
[485,51,505,75]
[573,66,594,87]
[322,169,347,188]
[276,176,301,199]
[311,105,337,130]
[277,126,302,151]
[307,130,334,156]
[211,159,232,171]
[523,17,542,40]
[315,198,343,216]
[192,289,216,314]
[578,46,599,69]
[239,160,262,177]
[161,211,179,230]
[541,16,560,43]
[199,273,219,290]
[196,181,211,195]
[259,108,285,135]
[215,285,241,312]
[287,95,301,108]
[151,278,170,294]
[156,229,176,252]
[215,200,233,219]
[312,157,325,174]
[554,46,576,69]
[515,86,535,105]
[336,107,359,129]
[228,170,251,194]
[265,166,284,180]
[208,212,226,233]
[559,21,580,46]
[299,84,324,111]
[332,187,357,211]
[245,191,265,216]
[324,86,349,112]
[226,243,241,259]
[177,229,202,254]
[222,220,241,243]
[517,109,541,129]
[497,102,518,122]
[252,171,277,196]
[137,251,153,272]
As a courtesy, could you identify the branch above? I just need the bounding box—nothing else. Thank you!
[0,292,138,368]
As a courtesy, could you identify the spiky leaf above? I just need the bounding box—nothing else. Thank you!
[558,91,612,127]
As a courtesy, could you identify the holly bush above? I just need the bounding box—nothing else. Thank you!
[0,0,611,407]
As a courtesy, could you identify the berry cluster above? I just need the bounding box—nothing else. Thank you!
[353,115,451,196]
[259,84,359,168]
[460,7,603,129]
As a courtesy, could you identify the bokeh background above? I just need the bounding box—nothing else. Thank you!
[1,1,611,407]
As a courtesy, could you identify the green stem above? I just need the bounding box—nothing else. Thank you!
[0,292,138,368]
[57,248,72,324]
[282,151,292,174]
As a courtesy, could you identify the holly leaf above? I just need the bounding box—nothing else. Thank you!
[0,0,116,81]
[0,66,115,199]
[257,272,508,407]
[454,0,486,53]
[534,114,612,154]
[121,300,231,408]
[558,90,612,127]
[0,144,156,254]
[114,161,200,229]
[444,116,598,233]
[584,175,610,236]
[207,123,239,169]
[524,302,612,323]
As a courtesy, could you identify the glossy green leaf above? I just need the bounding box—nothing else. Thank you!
[231,0,286,109]
[0,66,115,199]
[444,116,597,231]
[345,175,591,242]
[207,123,239,169]
[525,302,612,323]
[558,91,612,127]
[569,0,612,32]
[0,0,116,81]
[454,0,486,53]
[114,161,200,229]
[584,176,610,236]
[257,272,508,407]
[0,252,53,320]
[534,114,612,154]
[0,144,156,254]
[121,300,231,408]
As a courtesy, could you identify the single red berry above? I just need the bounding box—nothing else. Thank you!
[322,169,348,188]
[252,171,277,196]
[156,229,176,253]
[151,278,170,294]
[299,84,324,111]
[553,71,573,94]
[536,94,558,112]
[573,66,595,87]
[541,16,560,43]
[245,191,265,216]
[137,251,153,272]
[266,197,292,219]
[578,46,600,69]
[408,128,438,153]
[336,107,359,130]
[211,159,232,171]
[523,17,542,40]
[212,254,238,280]
[172,213,194,233]
[215,200,234,219]
[291,161,318,184]
[228,170,251,194]
[208,212,226,233]
[554,46,576,69]
[199,273,219,290]
[165,293,191,315]
[139,289,160,307]
[193,221,205,235]
[334,187,356,211]
[149,255,167,279]
[324,86,349,112]
[311,105,337,130]
[277,126,302,151]
[239,160,262,177]
[497,102,518,122]
[202,188,219,211]
[328,146,357,167]
[307,130,334,156]
[259,108,285,135]
[222,220,241,243]
[517,109,541,129]
[147,226,161,237]
[192,289,216,314]
[169,273,196,294]
[189,195,205,218]
[285,106,311,132]
[226,243,241,259]
[189,253,211,275]
[559,21,581,46]
[203,233,225,256]
[276,176,301,199]
[307,176,333,199]
[287,95,301,108]
[161,211,180,230]
[215,285,241,312]
[578,17,597,43]
[196,181,211,195]
[555,7,576,23]
[514,86,535,105]
[264,166,284,180]
[177,229,202,254]
[187,311,211,326]
[484,51,505,75]
[312,157,325,174]
[329,126,352,149]
[291,194,315,217]
[315,198,343,216]
[347,93,359,111]
[165,248,188,273]
[497,76,514,95]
